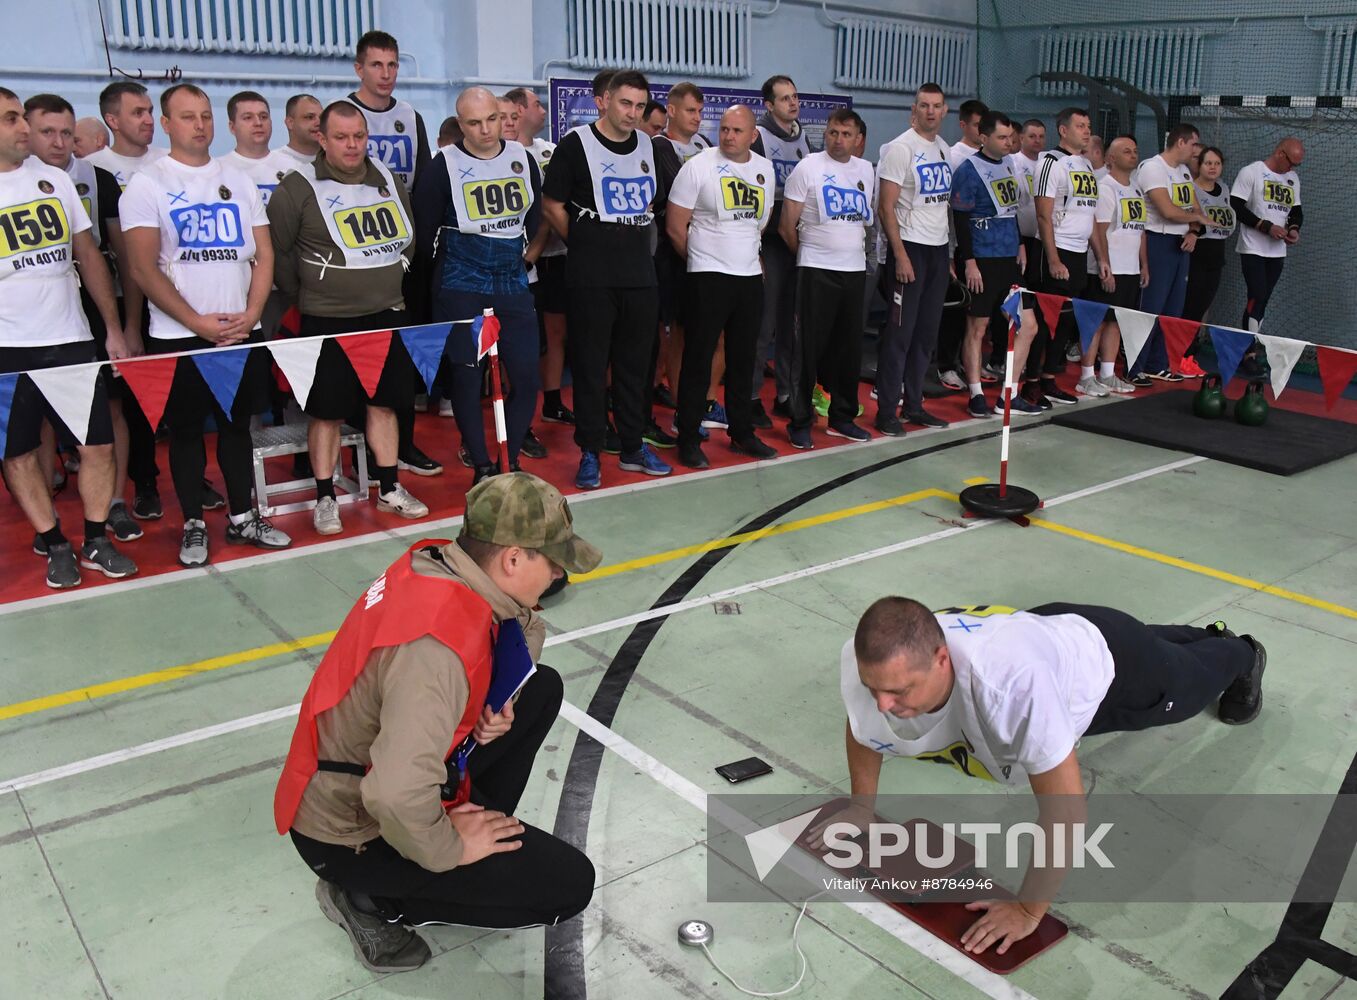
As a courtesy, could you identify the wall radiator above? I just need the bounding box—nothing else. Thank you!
[833,16,973,95]
[1320,23,1357,95]
[1037,28,1204,96]
[566,0,751,78]
[105,0,379,56]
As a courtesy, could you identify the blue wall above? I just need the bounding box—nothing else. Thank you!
[7,0,977,157]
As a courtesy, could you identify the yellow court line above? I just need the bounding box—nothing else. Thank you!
[0,487,956,723]
[963,476,990,485]
[1028,517,1357,621]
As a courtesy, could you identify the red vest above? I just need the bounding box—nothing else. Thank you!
[273,540,495,835]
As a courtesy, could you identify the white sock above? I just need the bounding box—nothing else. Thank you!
[1100,362,1115,378]
[1080,366,1095,381]
[229,511,251,526]
[968,383,983,397]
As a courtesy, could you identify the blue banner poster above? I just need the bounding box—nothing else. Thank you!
[549,78,852,148]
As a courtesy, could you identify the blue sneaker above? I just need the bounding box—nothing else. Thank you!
[967,394,992,418]
[575,451,602,489]
[1004,394,1044,416]
[788,425,814,450]
[671,419,708,441]
[826,421,871,441]
[701,400,729,429]
[618,444,671,477]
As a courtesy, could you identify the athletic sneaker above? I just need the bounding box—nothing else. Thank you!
[643,420,677,449]
[377,484,429,519]
[542,402,575,424]
[314,879,430,974]
[653,383,677,409]
[106,503,143,542]
[671,419,708,441]
[1218,635,1266,725]
[1040,381,1078,405]
[788,425,814,450]
[79,538,138,579]
[749,399,773,429]
[1065,342,1083,362]
[938,369,965,391]
[827,421,871,441]
[1147,369,1185,383]
[202,480,226,511]
[604,422,622,455]
[1130,372,1155,388]
[519,429,547,460]
[437,398,454,417]
[575,451,601,490]
[398,446,443,476]
[874,417,905,437]
[812,385,830,418]
[179,519,209,567]
[313,496,342,535]
[1178,356,1206,378]
[731,435,777,459]
[46,542,80,589]
[472,463,498,486]
[677,443,709,469]
[1008,395,1044,415]
[542,571,569,600]
[457,446,474,468]
[702,400,729,429]
[967,394,992,418]
[1097,373,1137,394]
[771,397,792,420]
[618,444,671,476]
[982,361,1006,381]
[1076,376,1109,397]
[904,409,949,428]
[225,512,292,549]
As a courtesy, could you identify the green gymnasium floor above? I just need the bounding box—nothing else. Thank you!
[3,418,1355,1000]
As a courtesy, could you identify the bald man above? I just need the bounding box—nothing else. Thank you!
[74,116,108,157]
[665,105,778,468]
[1231,138,1303,330]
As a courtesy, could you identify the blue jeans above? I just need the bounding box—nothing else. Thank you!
[1132,232,1191,375]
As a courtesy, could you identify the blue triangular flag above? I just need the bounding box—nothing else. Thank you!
[1071,298,1109,353]
[1001,289,1023,331]
[192,349,250,417]
[0,372,19,459]
[1208,326,1254,387]
[399,322,453,393]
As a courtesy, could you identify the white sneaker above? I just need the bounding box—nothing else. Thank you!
[1066,342,1083,362]
[938,369,965,391]
[1076,376,1109,397]
[226,512,292,550]
[438,398,454,418]
[377,483,430,519]
[1097,373,1137,394]
[179,519,208,567]
[313,496,342,535]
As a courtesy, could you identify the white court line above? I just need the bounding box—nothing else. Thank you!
[0,454,1196,796]
[0,420,977,620]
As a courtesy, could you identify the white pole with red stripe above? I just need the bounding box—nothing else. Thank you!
[481,308,511,473]
[998,284,1018,498]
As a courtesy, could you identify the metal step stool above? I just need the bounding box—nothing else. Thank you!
[251,423,369,517]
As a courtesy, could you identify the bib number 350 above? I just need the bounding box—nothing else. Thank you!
[601,176,655,216]
[170,203,244,248]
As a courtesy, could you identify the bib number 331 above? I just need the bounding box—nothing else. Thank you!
[601,176,655,215]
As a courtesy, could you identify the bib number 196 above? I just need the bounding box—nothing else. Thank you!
[462,178,528,221]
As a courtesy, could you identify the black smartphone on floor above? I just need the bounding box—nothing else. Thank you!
[715,757,773,784]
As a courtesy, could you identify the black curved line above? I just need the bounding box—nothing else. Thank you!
[544,423,1045,998]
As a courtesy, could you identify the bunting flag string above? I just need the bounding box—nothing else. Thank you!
[1113,307,1158,372]
[1316,346,1357,412]
[338,330,394,399]
[398,323,454,394]
[266,338,325,411]
[192,349,252,417]
[27,363,104,445]
[1071,298,1109,353]
[1156,316,1201,370]
[0,373,19,459]
[472,314,501,361]
[117,355,179,432]
[1207,327,1254,388]
[1034,292,1065,340]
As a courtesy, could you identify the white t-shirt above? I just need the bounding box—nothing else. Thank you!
[1095,175,1147,275]
[1035,149,1099,253]
[782,150,874,271]
[877,128,952,247]
[84,146,166,191]
[1010,152,1040,238]
[275,145,317,170]
[948,140,981,172]
[218,149,296,206]
[840,608,1115,785]
[666,147,774,276]
[1133,154,1195,236]
[119,156,267,340]
[0,160,93,347]
[1232,160,1300,258]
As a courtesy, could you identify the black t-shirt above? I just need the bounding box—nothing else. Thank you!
[80,165,125,335]
[541,125,657,288]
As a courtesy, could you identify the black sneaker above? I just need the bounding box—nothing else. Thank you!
[732,435,777,459]
[520,429,547,460]
[543,571,570,600]
[904,409,949,428]
[472,463,499,486]
[788,425,814,450]
[542,402,576,424]
[1148,369,1185,383]
[749,399,773,430]
[398,446,444,476]
[46,542,80,589]
[201,480,226,511]
[79,537,138,579]
[314,880,430,974]
[458,446,474,468]
[1219,635,1266,725]
[677,443,709,469]
[653,383,677,409]
[643,420,677,449]
[107,503,143,542]
[604,422,623,455]
[1129,373,1155,388]
[1040,381,1078,405]
[874,417,905,437]
[771,397,792,420]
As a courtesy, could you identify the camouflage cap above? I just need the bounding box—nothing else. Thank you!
[462,472,602,574]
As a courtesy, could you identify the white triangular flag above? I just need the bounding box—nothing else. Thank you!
[267,338,325,410]
[1114,307,1157,371]
[27,362,103,445]
[1254,333,1306,401]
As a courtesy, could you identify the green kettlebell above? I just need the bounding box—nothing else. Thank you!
[1235,381,1269,427]
[1193,374,1226,419]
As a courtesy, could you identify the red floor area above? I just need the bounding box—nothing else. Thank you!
[4,374,1355,607]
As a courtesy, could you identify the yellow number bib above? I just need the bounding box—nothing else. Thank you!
[1170,182,1194,208]
[1263,180,1293,207]
[934,604,1017,617]
[0,197,71,256]
[720,176,765,217]
[1120,197,1146,225]
[990,177,1019,207]
[332,200,410,250]
[1070,171,1098,198]
[461,177,530,222]
[910,740,998,781]
[1207,205,1234,228]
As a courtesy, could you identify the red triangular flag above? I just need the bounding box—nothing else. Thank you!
[1316,345,1357,411]
[337,330,393,399]
[1034,292,1066,341]
[1156,316,1201,370]
[117,355,180,432]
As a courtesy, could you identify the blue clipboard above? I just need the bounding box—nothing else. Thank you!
[451,619,537,776]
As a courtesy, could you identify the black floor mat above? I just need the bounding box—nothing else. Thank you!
[1050,390,1357,475]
